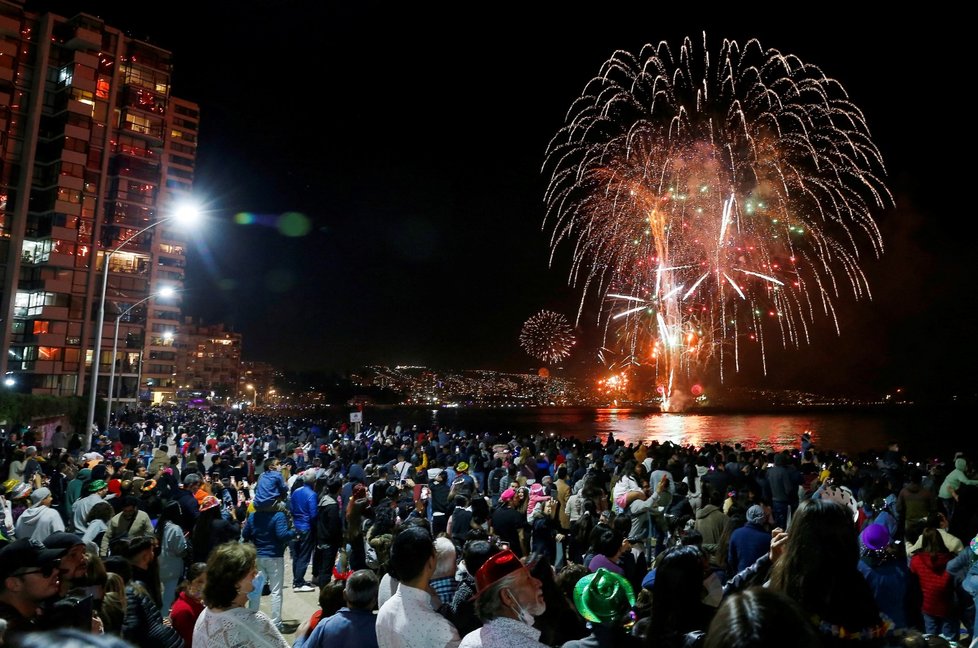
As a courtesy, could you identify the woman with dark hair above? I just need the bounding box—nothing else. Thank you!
[82,501,115,556]
[646,545,716,648]
[528,552,589,647]
[766,497,901,647]
[703,587,820,648]
[194,542,289,648]
[191,495,240,564]
[588,526,628,575]
[156,500,187,615]
[170,562,207,648]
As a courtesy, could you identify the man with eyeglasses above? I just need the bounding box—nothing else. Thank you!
[0,538,66,634]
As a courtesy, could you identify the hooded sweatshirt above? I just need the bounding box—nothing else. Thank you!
[938,458,978,499]
[694,504,727,545]
[14,503,65,541]
[65,468,92,515]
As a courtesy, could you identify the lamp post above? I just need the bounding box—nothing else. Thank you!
[84,202,199,451]
[246,383,257,407]
[105,286,177,429]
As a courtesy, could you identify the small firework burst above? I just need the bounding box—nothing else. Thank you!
[520,310,575,364]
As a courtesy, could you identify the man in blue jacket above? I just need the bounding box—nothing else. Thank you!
[290,469,319,592]
[728,504,772,574]
[243,486,295,631]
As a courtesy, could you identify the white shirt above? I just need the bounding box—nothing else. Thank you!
[376,582,461,648]
[458,616,548,648]
[193,606,290,648]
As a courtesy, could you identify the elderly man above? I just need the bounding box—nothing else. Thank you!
[458,549,548,648]
[376,526,461,648]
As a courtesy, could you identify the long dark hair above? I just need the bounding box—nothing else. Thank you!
[191,506,222,563]
[155,500,183,546]
[647,545,713,648]
[767,498,881,631]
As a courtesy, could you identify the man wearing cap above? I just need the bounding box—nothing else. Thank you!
[43,532,90,597]
[71,478,108,536]
[376,526,461,648]
[458,548,547,648]
[0,538,65,633]
[13,487,64,542]
[449,462,476,502]
[563,568,642,648]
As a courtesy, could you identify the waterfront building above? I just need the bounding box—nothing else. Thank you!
[0,2,197,402]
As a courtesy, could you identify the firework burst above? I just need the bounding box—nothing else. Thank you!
[543,34,891,410]
[520,310,576,365]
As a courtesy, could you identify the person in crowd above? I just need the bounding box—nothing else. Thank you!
[457,548,547,648]
[431,536,458,605]
[908,527,958,642]
[156,500,188,615]
[491,488,530,558]
[452,539,501,638]
[763,498,901,647]
[101,496,154,555]
[292,580,346,648]
[906,512,964,556]
[13,487,64,541]
[42,532,90,597]
[646,545,717,648]
[856,523,908,629]
[562,567,642,648]
[191,495,239,564]
[727,505,770,575]
[290,469,319,592]
[82,501,115,555]
[938,456,978,521]
[315,476,343,587]
[193,542,290,648]
[694,489,728,546]
[72,479,108,536]
[303,569,380,648]
[119,537,183,648]
[0,538,65,634]
[174,474,202,533]
[587,526,628,575]
[242,484,294,632]
[375,526,461,648]
[896,469,936,538]
[169,562,207,648]
[702,587,821,648]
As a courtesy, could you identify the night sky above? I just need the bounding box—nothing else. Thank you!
[32,3,970,401]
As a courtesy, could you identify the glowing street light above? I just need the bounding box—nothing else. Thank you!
[246,383,257,407]
[105,286,179,429]
[85,200,201,450]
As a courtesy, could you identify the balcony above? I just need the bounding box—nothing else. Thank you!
[0,14,19,37]
[65,24,101,51]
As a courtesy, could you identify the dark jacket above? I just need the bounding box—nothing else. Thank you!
[123,584,184,648]
[242,508,293,557]
[317,493,343,547]
[727,522,771,574]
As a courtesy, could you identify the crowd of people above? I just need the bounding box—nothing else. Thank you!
[0,407,976,648]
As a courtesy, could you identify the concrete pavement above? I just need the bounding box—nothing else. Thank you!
[259,549,322,642]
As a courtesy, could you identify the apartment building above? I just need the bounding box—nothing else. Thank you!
[0,2,197,403]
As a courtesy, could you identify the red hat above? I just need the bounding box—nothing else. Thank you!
[474,549,525,595]
[108,479,122,496]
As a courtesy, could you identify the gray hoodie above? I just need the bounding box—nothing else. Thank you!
[14,503,65,542]
[939,458,978,499]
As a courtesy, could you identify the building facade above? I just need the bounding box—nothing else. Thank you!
[0,2,196,402]
[176,318,241,400]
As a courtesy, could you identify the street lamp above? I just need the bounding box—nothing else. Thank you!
[105,286,178,429]
[84,201,200,451]
[246,383,257,407]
